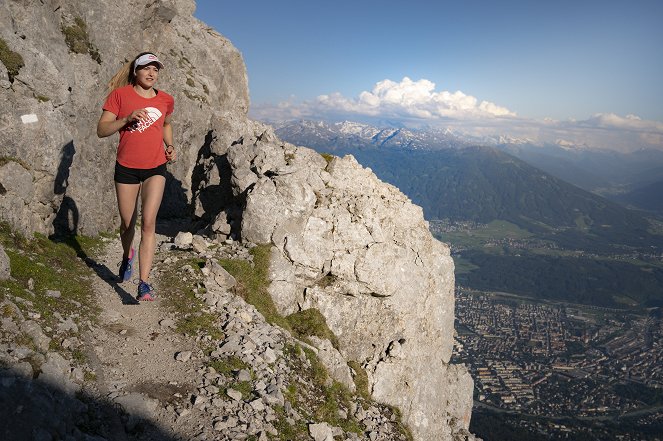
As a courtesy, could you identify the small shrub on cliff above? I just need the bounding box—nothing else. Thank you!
[0,38,24,82]
[61,17,101,64]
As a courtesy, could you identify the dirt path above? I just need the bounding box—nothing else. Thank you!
[84,232,201,440]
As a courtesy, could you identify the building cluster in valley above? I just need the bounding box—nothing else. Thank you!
[453,290,663,437]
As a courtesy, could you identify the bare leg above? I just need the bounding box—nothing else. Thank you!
[115,182,141,259]
[138,175,166,282]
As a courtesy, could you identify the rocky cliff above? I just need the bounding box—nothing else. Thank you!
[223,130,474,439]
[0,1,475,439]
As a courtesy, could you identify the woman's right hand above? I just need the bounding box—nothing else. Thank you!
[125,108,148,124]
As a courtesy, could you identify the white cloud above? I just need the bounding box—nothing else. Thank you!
[252,77,516,122]
[578,113,663,132]
[324,77,516,119]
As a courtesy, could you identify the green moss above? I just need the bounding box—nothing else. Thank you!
[1,303,14,318]
[61,17,101,64]
[35,95,50,103]
[303,346,327,386]
[0,38,24,82]
[219,244,292,332]
[285,382,297,405]
[186,77,195,87]
[71,348,86,363]
[286,308,340,350]
[212,356,255,401]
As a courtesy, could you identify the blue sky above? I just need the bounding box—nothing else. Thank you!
[194,0,663,150]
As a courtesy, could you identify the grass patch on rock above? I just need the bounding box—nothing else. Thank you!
[0,223,101,325]
[159,256,224,340]
[214,244,412,439]
[279,344,364,436]
[219,244,292,332]
[347,360,370,402]
[0,223,110,375]
[208,355,249,376]
[273,405,309,440]
[302,346,363,434]
[385,405,415,441]
[0,38,24,82]
[227,380,253,400]
[285,308,340,350]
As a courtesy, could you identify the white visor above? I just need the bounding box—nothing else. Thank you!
[133,54,164,75]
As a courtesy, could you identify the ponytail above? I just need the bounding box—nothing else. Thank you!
[107,60,132,91]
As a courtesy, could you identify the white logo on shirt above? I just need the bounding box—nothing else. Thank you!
[128,107,163,133]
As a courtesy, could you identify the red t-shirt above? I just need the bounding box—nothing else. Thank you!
[102,85,174,169]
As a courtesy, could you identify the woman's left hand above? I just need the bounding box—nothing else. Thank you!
[165,145,176,162]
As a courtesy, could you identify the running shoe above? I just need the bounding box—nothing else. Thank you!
[137,280,156,302]
[118,247,135,282]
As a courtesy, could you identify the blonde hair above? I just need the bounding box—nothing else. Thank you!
[106,51,159,91]
[107,60,133,91]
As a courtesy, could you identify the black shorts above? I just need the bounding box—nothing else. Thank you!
[114,161,167,185]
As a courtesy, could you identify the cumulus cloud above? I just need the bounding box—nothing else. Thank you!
[333,77,517,119]
[252,77,515,122]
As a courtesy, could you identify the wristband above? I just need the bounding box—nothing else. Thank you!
[166,144,173,149]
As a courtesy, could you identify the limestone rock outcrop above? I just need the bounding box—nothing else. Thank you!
[0,0,250,236]
[221,129,474,440]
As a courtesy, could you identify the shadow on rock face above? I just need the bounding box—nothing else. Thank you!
[54,141,75,196]
[190,131,236,222]
[53,141,79,238]
[0,365,181,441]
[158,169,190,225]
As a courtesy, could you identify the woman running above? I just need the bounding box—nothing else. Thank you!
[97,52,175,301]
